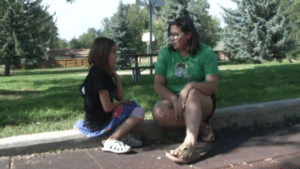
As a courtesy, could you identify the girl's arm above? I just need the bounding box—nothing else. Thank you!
[99,90,130,113]
[112,71,123,101]
[98,70,131,113]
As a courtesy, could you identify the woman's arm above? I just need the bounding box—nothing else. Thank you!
[99,90,130,113]
[180,75,218,98]
[178,74,218,110]
[155,74,178,102]
[155,74,183,120]
[189,75,219,95]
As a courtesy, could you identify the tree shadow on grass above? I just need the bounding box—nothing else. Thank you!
[120,74,158,114]
[218,61,253,66]
[217,64,300,108]
[0,89,42,97]
[0,74,155,137]
[0,74,155,136]
[0,85,84,130]
[10,68,89,76]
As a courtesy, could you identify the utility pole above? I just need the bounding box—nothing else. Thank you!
[136,0,164,74]
[149,2,153,74]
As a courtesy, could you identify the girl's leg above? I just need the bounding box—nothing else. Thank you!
[107,110,144,141]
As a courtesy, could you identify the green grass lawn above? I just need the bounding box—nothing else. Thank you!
[1,60,300,138]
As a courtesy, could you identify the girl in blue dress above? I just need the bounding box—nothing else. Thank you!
[74,37,145,154]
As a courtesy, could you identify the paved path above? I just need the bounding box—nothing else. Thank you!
[2,119,300,169]
[75,70,152,77]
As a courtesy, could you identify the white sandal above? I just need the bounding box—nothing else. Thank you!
[101,140,132,154]
[120,134,142,147]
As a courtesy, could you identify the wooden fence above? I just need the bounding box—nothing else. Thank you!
[55,56,158,68]
[57,58,89,68]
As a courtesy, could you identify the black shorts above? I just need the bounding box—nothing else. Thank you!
[203,94,216,124]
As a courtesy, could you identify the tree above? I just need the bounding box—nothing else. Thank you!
[50,37,68,49]
[221,0,293,62]
[66,0,74,3]
[159,0,190,45]
[187,0,221,47]
[281,0,300,59]
[0,0,58,76]
[68,37,82,49]
[109,0,136,68]
[126,4,149,54]
[158,0,221,47]
[152,18,166,53]
[100,0,220,55]
[100,17,112,38]
[77,28,102,48]
[130,0,167,54]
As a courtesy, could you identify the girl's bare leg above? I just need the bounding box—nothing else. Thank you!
[107,115,143,140]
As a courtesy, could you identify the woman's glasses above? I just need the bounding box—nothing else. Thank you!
[168,32,185,39]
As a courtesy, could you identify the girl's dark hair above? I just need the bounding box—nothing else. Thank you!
[88,37,116,73]
[168,16,201,55]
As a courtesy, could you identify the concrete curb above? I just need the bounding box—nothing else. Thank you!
[1,98,299,157]
[210,97,300,130]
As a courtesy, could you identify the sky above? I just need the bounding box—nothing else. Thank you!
[42,0,237,41]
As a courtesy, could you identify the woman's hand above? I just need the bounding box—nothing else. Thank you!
[179,82,194,111]
[171,97,182,121]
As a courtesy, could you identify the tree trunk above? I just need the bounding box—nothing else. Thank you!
[4,57,11,76]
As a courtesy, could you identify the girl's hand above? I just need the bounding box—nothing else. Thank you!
[110,69,118,79]
[121,99,131,106]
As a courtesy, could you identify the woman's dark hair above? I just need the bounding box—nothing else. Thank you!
[88,37,116,73]
[168,16,201,55]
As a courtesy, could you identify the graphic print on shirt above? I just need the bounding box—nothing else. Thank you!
[174,62,191,80]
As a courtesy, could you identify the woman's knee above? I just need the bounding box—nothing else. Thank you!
[188,88,202,99]
[187,89,213,115]
[152,103,164,121]
[152,100,171,120]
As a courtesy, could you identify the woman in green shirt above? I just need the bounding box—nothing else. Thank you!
[153,17,219,164]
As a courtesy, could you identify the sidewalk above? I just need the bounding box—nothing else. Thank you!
[75,70,152,76]
[1,118,300,169]
[0,98,300,168]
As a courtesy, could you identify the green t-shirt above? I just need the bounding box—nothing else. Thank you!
[155,44,219,95]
